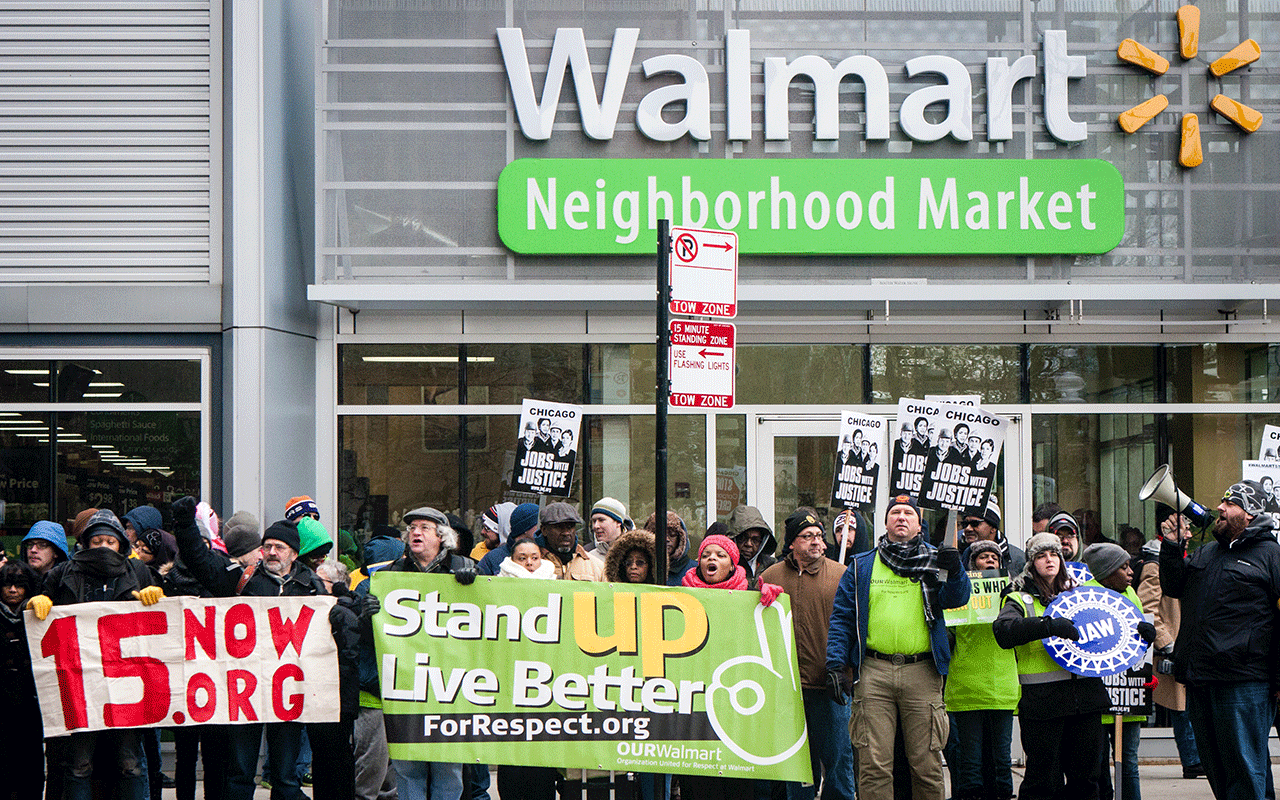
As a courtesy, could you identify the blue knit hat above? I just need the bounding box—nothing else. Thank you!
[23,520,70,561]
[122,505,163,535]
[509,503,541,543]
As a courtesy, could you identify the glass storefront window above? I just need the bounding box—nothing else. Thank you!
[737,346,863,405]
[590,344,655,405]
[0,414,53,549]
[1167,344,1280,403]
[870,345,1021,403]
[339,344,460,404]
[715,415,747,519]
[1029,346,1156,403]
[587,414,706,539]
[467,345,586,406]
[0,359,200,404]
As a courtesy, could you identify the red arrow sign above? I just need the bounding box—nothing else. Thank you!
[698,349,724,358]
[704,241,733,252]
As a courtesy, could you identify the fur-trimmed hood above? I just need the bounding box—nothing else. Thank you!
[605,529,657,583]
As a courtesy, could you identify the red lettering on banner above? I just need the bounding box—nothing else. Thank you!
[41,615,88,730]
[224,603,256,659]
[268,605,315,658]
[99,611,170,728]
[272,664,305,721]
[187,672,217,723]
[184,609,216,660]
[227,670,258,721]
[185,606,217,660]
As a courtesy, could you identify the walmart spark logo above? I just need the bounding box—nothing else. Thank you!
[1116,5,1263,167]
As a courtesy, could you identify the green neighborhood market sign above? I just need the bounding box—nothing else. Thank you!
[497,158,1124,255]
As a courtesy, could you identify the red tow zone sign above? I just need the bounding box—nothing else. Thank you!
[669,320,735,408]
[669,227,737,318]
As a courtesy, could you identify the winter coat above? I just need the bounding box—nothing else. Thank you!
[661,521,695,586]
[0,604,38,718]
[1136,541,1185,711]
[329,586,362,722]
[478,542,512,576]
[43,548,155,606]
[604,530,656,584]
[353,534,407,698]
[759,553,848,689]
[992,581,1110,720]
[385,549,475,577]
[539,538,604,582]
[727,505,778,582]
[1160,513,1280,686]
[826,545,971,678]
[173,517,325,598]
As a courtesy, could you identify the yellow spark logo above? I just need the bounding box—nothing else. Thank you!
[1117,5,1263,167]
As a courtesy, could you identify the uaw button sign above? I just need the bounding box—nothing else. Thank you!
[1043,586,1148,678]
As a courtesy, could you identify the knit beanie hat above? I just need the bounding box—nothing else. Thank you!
[590,497,631,528]
[966,539,1002,570]
[262,520,302,554]
[297,516,333,559]
[1024,532,1063,565]
[140,529,177,566]
[699,534,740,566]
[71,508,99,540]
[509,503,541,542]
[1081,542,1131,581]
[1223,480,1268,518]
[285,495,319,522]
[783,508,824,550]
[983,496,1002,529]
[80,509,130,554]
[885,493,921,520]
[222,511,262,557]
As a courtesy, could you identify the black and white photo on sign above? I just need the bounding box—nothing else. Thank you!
[902,399,1008,515]
[1242,460,1280,524]
[831,412,884,513]
[510,399,582,495]
[889,400,934,498]
[1258,425,1280,462]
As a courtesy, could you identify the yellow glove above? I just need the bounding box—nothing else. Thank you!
[26,595,52,621]
[133,586,165,606]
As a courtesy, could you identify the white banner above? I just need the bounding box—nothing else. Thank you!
[27,596,339,737]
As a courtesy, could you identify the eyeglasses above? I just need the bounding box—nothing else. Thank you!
[1055,529,1079,539]
[795,532,824,542]
[406,522,438,534]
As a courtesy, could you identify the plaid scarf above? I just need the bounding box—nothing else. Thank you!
[876,534,942,623]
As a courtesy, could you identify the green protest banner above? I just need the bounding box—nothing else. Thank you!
[371,572,811,781]
[944,571,1009,627]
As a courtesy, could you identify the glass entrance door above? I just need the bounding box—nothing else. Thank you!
[753,412,1026,549]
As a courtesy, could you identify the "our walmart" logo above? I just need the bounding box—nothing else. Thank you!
[1116,5,1263,167]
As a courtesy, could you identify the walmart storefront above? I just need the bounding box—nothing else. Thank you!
[309,0,1279,548]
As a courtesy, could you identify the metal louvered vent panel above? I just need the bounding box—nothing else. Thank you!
[0,1,218,283]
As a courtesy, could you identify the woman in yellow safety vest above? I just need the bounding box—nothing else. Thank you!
[992,533,1110,800]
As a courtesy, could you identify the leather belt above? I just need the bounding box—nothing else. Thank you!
[866,649,932,666]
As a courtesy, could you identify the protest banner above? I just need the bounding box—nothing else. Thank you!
[913,401,1008,515]
[889,398,933,497]
[372,572,811,781]
[1258,424,1280,462]
[511,399,582,495]
[1241,459,1280,525]
[944,570,1009,627]
[830,412,884,515]
[27,597,339,737]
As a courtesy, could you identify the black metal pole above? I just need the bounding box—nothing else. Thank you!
[655,219,670,586]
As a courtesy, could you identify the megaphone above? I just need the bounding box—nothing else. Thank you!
[1138,465,1215,529]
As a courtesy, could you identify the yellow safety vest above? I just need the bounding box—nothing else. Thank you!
[1007,592,1069,685]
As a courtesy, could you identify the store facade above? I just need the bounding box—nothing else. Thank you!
[309,0,1280,548]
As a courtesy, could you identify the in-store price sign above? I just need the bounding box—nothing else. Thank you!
[669,227,737,318]
[669,320,735,408]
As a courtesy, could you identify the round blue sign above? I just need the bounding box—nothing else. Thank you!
[1065,561,1092,585]
[1043,586,1147,677]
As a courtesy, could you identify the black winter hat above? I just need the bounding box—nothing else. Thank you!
[783,508,824,550]
[262,520,301,554]
[80,509,130,554]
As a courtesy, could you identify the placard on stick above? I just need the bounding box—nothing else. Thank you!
[511,399,582,496]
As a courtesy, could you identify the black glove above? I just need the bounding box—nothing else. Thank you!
[454,564,477,586]
[936,545,962,574]
[362,592,381,618]
[1046,617,1080,641]
[826,669,849,706]
[1137,621,1158,644]
[172,496,198,529]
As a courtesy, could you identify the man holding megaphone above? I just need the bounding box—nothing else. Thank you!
[1159,480,1280,800]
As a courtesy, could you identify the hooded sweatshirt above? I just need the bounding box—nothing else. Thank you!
[727,505,778,582]
[22,521,70,566]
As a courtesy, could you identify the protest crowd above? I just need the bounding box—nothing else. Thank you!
[2,472,1278,800]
